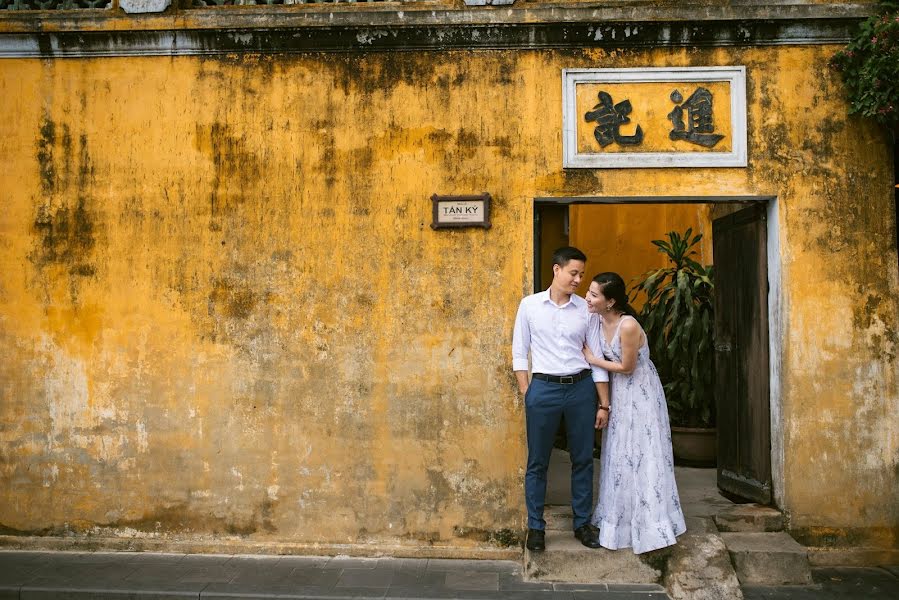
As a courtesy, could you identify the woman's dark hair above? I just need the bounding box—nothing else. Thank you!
[592,272,639,319]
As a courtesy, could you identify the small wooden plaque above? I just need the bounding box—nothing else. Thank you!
[430,193,492,230]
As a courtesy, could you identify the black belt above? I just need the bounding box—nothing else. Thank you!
[532,369,592,385]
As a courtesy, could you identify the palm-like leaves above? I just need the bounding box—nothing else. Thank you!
[631,229,715,428]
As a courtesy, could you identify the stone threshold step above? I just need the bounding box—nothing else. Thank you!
[524,530,667,585]
[720,531,812,585]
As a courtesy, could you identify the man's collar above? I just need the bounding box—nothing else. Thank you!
[541,288,584,308]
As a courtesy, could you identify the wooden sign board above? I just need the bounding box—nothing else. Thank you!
[431,193,492,229]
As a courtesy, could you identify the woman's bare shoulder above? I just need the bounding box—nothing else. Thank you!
[620,316,641,333]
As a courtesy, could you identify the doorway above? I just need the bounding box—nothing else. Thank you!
[533,196,782,506]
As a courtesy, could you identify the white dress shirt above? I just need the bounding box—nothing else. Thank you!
[512,290,609,383]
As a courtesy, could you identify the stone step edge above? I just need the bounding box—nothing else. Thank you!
[720,532,812,586]
[523,531,669,585]
[0,535,519,561]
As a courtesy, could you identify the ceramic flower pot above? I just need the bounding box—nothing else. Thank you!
[671,426,717,467]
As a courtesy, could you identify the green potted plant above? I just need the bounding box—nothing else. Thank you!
[829,2,899,136]
[630,229,716,465]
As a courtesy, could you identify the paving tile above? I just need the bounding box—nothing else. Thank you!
[606,583,667,592]
[0,564,40,586]
[20,580,207,600]
[570,593,670,600]
[336,569,395,589]
[41,553,139,566]
[36,553,93,565]
[226,561,299,584]
[810,566,899,600]
[0,551,54,567]
[79,553,143,564]
[201,581,330,599]
[22,592,199,600]
[285,566,341,587]
[313,587,388,599]
[814,567,899,586]
[741,586,827,600]
[388,570,446,588]
[127,553,189,566]
[443,572,499,591]
[21,565,136,587]
[201,581,327,598]
[125,565,192,583]
[427,560,518,574]
[497,573,553,592]
[177,565,238,583]
[275,556,331,570]
[384,588,459,600]
[324,558,381,571]
[477,592,562,600]
[64,579,207,595]
[449,591,560,600]
[179,555,235,567]
[376,559,429,574]
[551,582,608,591]
[224,556,283,570]
[49,564,132,578]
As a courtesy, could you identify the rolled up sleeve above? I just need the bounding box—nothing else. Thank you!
[512,299,530,372]
[586,315,610,383]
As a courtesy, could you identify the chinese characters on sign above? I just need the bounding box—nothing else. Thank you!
[584,87,724,150]
[668,88,725,148]
[562,67,747,168]
[584,92,644,147]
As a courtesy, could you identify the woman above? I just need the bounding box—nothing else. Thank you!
[583,272,686,554]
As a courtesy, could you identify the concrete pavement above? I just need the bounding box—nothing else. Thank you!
[2,551,898,599]
[0,551,670,599]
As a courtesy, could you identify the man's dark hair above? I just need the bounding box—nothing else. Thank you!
[551,246,587,267]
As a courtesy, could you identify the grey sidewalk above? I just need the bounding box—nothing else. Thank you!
[3,551,899,600]
[744,566,899,600]
[0,551,670,600]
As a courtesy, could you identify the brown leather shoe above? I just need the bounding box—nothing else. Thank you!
[526,528,546,552]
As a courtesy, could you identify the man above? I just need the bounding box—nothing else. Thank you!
[512,246,611,551]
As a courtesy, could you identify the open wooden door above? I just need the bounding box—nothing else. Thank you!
[713,204,772,504]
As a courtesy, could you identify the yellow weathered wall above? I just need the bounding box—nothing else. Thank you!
[569,204,713,304]
[0,45,896,552]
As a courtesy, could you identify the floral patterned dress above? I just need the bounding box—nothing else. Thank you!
[591,315,686,554]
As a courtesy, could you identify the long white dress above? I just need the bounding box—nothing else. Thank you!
[591,315,686,554]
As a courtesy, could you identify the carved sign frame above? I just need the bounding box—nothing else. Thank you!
[562,66,747,169]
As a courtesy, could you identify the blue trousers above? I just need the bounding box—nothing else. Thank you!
[525,375,597,530]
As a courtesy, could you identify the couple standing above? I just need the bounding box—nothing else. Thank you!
[511,246,686,554]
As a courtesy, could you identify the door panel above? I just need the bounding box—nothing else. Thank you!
[713,204,772,504]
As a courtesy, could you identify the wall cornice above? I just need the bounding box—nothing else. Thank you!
[0,3,875,57]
